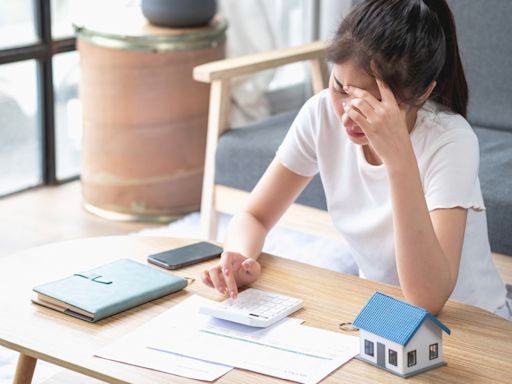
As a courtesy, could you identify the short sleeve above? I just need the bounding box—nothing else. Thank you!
[275,94,320,177]
[423,129,485,211]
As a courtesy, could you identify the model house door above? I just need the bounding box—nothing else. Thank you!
[377,342,385,367]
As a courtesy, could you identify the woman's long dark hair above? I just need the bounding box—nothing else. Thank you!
[327,0,468,117]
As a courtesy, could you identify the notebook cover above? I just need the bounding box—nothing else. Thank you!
[32,258,187,322]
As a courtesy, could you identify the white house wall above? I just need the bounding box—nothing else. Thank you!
[403,318,443,376]
[359,329,405,375]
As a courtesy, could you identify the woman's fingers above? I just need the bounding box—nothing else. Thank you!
[209,266,228,295]
[344,102,370,130]
[220,251,241,299]
[202,252,261,300]
[223,266,239,299]
[350,97,373,119]
[201,269,214,288]
[344,85,379,109]
[236,258,261,286]
[345,78,400,111]
[375,77,397,106]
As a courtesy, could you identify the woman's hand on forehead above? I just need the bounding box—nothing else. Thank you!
[342,78,412,166]
[344,77,398,109]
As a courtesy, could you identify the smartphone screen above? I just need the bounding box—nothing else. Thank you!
[147,242,223,270]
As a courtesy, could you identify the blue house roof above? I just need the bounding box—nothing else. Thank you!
[352,292,451,346]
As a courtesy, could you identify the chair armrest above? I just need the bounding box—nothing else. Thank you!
[193,40,327,83]
[196,41,329,240]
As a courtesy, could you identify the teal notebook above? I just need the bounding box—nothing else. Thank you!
[32,258,188,322]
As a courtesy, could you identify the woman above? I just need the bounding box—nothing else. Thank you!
[201,0,510,319]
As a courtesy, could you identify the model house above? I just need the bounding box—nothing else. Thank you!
[352,292,451,378]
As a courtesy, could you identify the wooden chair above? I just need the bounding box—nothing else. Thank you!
[192,39,512,288]
[192,41,339,241]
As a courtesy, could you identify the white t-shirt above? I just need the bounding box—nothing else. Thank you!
[276,89,507,314]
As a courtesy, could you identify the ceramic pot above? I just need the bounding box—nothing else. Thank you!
[141,0,217,28]
[77,13,226,221]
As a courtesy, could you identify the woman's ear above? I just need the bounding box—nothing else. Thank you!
[418,80,437,103]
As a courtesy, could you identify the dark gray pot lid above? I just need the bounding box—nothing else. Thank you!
[73,7,227,51]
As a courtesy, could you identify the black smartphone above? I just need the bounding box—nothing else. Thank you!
[147,241,223,270]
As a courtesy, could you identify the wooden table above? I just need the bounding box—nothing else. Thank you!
[1,236,511,384]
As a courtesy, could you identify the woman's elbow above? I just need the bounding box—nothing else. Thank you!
[403,291,450,316]
[423,303,445,316]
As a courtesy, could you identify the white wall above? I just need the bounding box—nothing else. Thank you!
[359,330,405,375]
[360,319,445,376]
[403,319,443,375]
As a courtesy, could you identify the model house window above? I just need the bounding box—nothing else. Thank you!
[364,340,374,357]
[388,349,397,366]
[429,343,439,360]
[407,350,417,367]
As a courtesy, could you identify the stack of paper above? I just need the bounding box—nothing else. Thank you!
[96,295,360,383]
[96,296,232,381]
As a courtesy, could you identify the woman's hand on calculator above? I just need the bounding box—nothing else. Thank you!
[201,251,261,299]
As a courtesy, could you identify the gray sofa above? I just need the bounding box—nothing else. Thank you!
[215,0,512,256]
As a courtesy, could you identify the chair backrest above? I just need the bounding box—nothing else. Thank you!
[447,0,512,131]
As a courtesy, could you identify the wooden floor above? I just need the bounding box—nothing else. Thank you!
[0,181,166,258]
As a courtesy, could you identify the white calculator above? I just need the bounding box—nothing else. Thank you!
[199,288,303,327]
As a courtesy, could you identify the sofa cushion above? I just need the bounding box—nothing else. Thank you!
[475,127,512,256]
[447,0,512,131]
[215,110,327,210]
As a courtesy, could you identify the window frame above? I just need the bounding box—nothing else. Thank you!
[0,0,77,197]
[429,343,439,360]
[364,339,374,357]
[407,350,417,367]
[388,348,397,366]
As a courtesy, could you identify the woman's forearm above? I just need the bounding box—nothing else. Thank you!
[387,148,454,314]
[223,212,269,260]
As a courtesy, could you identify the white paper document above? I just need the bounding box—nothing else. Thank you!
[96,294,301,381]
[147,295,360,384]
[95,296,234,381]
[97,337,231,381]
[97,295,359,383]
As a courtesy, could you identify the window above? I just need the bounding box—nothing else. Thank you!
[0,60,41,196]
[364,339,374,357]
[51,0,76,39]
[0,0,80,197]
[53,51,81,179]
[388,349,397,366]
[407,350,417,367]
[429,343,439,360]
[0,0,38,50]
